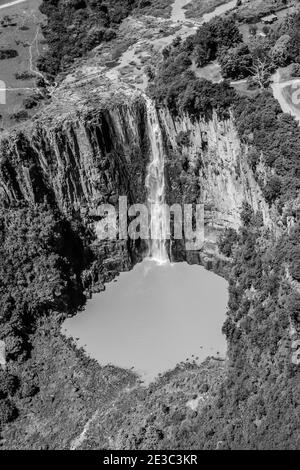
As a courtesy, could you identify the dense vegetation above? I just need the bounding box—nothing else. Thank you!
[111,208,300,450]
[1,0,300,450]
[150,11,300,208]
[149,7,300,95]
[168,207,300,449]
[38,0,140,78]
[148,20,239,119]
[219,8,300,81]
[0,203,90,429]
[234,91,300,205]
[0,49,18,60]
[145,10,300,449]
[211,206,300,449]
[148,15,243,105]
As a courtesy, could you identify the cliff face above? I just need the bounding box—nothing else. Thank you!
[0,95,272,271]
[0,96,151,283]
[161,109,271,228]
[159,108,272,267]
[1,91,288,450]
[0,99,148,215]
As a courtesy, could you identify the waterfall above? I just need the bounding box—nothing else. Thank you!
[145,98,169,264]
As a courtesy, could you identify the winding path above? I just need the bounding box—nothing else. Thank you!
[0,0,27,10]
[271,71,300,124]
[0,26,51,99]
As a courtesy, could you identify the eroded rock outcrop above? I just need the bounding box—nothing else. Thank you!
[158,108,273,268]
[161,108,272,229]
[0,98,148,215]
[0,92,273,273]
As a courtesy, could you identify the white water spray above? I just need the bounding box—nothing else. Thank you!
[145,98,169,264]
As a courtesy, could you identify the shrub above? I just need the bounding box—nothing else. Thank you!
[15,71,36,80]
[218,44,253,80]
[271,35,293,67]
[286,293,300,326]
[0,371,19,399]
[193,16,242,67]
[0,49,18,60]
[9,110,29,122]
[218,228,238,257]
[175,131,191,148]
[38,0,139,78]
[263,176,282,204]
[23,96,39,109]
[19,380,39,399]
[0,398,17,425]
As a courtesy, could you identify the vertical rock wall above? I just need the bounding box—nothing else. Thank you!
[159,108,272,268]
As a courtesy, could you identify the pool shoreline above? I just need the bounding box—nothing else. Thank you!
[63,259,228,386]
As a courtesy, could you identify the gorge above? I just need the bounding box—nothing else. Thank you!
[63,260,228,385]
[0,0,299,451]
[62,90,228,385]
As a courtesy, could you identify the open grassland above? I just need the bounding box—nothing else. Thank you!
[0,0,45,130]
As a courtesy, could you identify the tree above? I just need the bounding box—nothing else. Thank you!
[262,25,270,36]
[218,228,238,257]
[249,24,258,37]
[241,202,254,226]
[193,16,242,67]
[0,49,18,60]
[263,176,282,204]
[144,65,155,81]
[0,370,19,399]
[271,34,293,67]
[246,58,273,88]
[286,293,300,326]
[219,44,253,80]
[0,399,17,426]
[0,204,87,362]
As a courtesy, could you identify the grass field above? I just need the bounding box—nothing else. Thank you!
[192,60,222,83]
[0,0,45,130]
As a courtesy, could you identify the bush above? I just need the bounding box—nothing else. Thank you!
[19,380,39,399]
[263,176,282,204]
[175,130,191,148]
[271,35,293,67]
[0,371,19,399]
[290,247,300,282]
[23,96,39,109]
[193,16,242,67]
[149,65,236,120]
[218,228,238,257]
[240,202,254,226]
[15,71,36,80]
[219,44,253,80]
[0,204,88,365]
[38,0,139,78]
[286,293,300,326]
[9,110,29,122]
[148,15,239,119]
[234,91,300,204]
[0,49,18,60]
[0,398,17,425]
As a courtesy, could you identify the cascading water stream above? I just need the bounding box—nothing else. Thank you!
[145,98,169,264]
